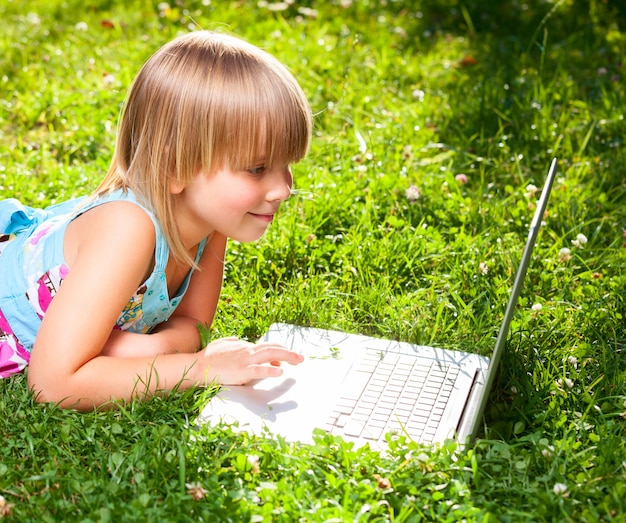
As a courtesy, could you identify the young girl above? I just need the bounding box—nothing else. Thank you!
[0,30,311,410]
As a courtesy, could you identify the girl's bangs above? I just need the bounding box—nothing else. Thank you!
[212,66,311,171]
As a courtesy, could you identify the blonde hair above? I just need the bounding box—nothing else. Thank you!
[95,31,312,266]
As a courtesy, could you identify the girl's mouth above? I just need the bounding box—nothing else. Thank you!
[249,212,274,223]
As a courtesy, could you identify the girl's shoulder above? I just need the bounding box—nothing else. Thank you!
[77,189,156,221]
[70,199,156,246]
[65,191,159,270]
[73,199,155,234]
[74,189,161,243]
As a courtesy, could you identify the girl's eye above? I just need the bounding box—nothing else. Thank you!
[247,165,267,176]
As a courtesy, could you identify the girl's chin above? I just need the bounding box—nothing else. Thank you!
[231,230,268,243]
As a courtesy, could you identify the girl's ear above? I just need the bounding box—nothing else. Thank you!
[165,145,184,194]
[170,178,185,195]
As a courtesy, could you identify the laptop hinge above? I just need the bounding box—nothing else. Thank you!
[455,368,487,444]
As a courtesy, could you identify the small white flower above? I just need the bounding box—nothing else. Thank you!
[247,454,260,474]
[542,445,555,458]
[266,2,290,11]
[571,233,588,249]
[558,247,571,262]
[553,482,568,496]
[568,356,578,369]
[412,88,425,101]
[102,74,116,86]
[75,21,88,31]
[479,261,489,275]
[298,7,318,18]
[531,303,542,311]
[564,378,574,388]
[525,184,539,198]
[0,494,13,516]
[27,13,41,25]
[185,483,207,500]
[405,185,421,202]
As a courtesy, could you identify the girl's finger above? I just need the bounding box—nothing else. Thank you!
[248,364,285,379]
[249,347,304,365]
[252,341,290,351]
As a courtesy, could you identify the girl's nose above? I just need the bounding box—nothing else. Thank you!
[267,167,293,202]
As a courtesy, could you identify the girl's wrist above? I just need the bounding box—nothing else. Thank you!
[180,349,212,387]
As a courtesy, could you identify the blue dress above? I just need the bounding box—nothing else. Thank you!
[0,189,206,378]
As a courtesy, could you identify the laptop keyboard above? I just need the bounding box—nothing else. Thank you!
[323,349,460,444]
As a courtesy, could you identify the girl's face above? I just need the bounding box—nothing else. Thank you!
[173,160,293,247]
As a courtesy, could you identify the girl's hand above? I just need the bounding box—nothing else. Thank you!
[199,336,304,385]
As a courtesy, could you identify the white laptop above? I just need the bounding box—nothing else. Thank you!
[199,158,558,450]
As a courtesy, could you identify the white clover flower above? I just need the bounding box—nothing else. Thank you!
[455,173,468,184]
[553,483,568,496]
[525,184,539,198]
[75,21,88,31]
[558,247,571,262]
[102,74,116,86]
[531,303,542,311]
[571,233,588,249]
[267,2,290,11]
[541,445,555,458]
[405,185,421,202]
[0,494,13,516]
[567,356,578,369]
[247,454,261,474]
[298,6,318,17]
[185,483,207,500]
[412,88,425,101]
[27,12,41,25]
[479,261,489,275]
[564,378,574,388]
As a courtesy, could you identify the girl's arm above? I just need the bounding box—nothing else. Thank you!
[27,203,302,411]
[143,231,229,354]
[98,232,226,358]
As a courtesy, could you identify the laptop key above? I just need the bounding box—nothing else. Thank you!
[343,420,365,437]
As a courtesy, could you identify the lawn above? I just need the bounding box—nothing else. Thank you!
[1,0,625,521]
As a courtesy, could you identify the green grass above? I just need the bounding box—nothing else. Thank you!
[1,0,625,521]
